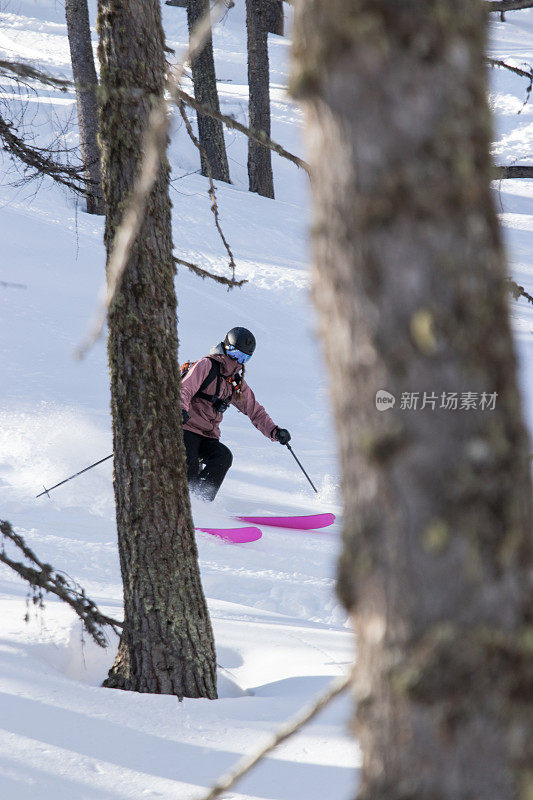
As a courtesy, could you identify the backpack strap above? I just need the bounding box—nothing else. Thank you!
[196,357,222,403]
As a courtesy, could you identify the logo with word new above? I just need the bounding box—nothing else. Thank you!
[375,390,396,411]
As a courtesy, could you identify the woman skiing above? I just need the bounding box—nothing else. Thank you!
[181,327,291,501]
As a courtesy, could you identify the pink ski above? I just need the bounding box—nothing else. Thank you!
[235,513,335,530]
[196,526,262,543]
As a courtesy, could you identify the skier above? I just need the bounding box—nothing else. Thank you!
[181,327,291,500]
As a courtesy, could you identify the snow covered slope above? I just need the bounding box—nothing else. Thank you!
[0,2,532,799]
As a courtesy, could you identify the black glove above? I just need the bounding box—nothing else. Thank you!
[182,408,190,425]
[274,427,291,445]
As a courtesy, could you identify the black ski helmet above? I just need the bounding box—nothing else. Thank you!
[224,327,256,356]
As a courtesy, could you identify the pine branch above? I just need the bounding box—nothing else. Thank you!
[177,88,310,174]
[0,520,123,647]
[197,670,353,800]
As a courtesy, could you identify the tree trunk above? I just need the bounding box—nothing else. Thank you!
[246,0,274,198]
[266,0,284,35]
[65,0,104,214]
[186,0,230,183]
[97,0,217,699]
[292,1,533,798]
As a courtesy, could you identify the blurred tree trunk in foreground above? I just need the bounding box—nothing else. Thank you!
[65,0,104,214]
[292,1,533,797]
[97,0,217,698]
[186,0,230,182]
[246,0,274,197]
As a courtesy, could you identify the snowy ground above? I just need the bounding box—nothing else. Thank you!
[1,2,532,799]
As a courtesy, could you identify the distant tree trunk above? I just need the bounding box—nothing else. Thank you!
[65,0,104,214]
[186,0,230,183]
[246,0,274,198]
[266,0,284,35]
[97,0,217,699]
[292,1,533,798]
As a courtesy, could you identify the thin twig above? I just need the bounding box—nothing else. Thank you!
[177,101,236,281]
[0,280,27,289]
[195,669,354,800]
[177,88,310,174]
[76,0,231,360]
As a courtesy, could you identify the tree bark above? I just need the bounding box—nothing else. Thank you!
[292,1,533,798]
[266,0,284,35]
[246,0,275,198]
[65,0,104,214]
[97,0,217,699]
[186,0,230,183]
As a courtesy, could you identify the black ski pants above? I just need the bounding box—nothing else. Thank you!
[183,430,233,501]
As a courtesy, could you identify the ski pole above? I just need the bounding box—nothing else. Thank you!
[36,454,113,499]
[285,443,318,494]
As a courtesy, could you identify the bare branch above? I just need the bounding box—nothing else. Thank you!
[0,59,71,91]
[487,1,533,11]
[177,100,237,281]
[197,669,353,800]
[0,280,27,289]
[177,88,310,174]
[174,256,247,287]
[0,109,89,194]
[488,58,533,111]
[496,165,533,178]
[506,277,533,304]
[0,520,123,646]
[76,0,230,360]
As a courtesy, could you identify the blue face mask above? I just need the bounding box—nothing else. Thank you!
[226,345,251,364]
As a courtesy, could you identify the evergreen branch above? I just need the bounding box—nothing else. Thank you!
[177,100,237,282]
[0,520,123,647]
[506,277,533,304]
[76,0,230,359]
[197,670,353,800]
[174,256,247,287]
[177,88,310,174]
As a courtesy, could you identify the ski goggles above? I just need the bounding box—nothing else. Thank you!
[226,345,252,364]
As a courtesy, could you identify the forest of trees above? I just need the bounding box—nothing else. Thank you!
[1,0,532,797]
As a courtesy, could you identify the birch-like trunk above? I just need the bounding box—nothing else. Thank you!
[292,1,533,797]
[97,0,217,698]
[186,0,230,183]
[65,0,104,214]
[246,0,274,198]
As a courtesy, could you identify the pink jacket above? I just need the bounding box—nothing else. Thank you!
[181,348,278,441]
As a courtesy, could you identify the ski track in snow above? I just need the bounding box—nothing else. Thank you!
[1,2,532,799]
